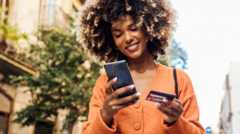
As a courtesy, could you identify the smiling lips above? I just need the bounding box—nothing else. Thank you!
[125,43,139,52]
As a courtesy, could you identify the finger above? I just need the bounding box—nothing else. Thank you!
[110,92,140,106]
[111,105,126,111]
[161,107,178,117]
[161,101,182,116]
[160,99,182,110]
[170,99,183,114]
[105,77,117,95]
[170,107,181,116]
[112,100,138,111]
[111,105,122,110]
[173,98,182,106]
[156,103,178,117]
[111,85,135,99]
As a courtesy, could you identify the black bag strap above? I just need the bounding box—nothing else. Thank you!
[173,68,179,99]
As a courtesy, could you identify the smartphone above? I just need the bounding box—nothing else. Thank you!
[146,90,176,103]
[104,60,136,98]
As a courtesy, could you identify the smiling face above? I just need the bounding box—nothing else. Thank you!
[111,15,149,60]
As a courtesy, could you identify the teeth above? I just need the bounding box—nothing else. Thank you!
[127,44,136,49]
[126,44,138,51]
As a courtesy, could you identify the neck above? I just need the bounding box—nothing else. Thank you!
[128,51,156,73]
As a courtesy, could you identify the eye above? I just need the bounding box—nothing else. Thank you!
[129,25,138,31]
[113,31,122,38]
[111,27,122,38]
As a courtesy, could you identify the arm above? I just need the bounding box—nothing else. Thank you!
[165,94,205,134]
[82,75,117,134]
[164,70,205,134]
[82,75,139,134]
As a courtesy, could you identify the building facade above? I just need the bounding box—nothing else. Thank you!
[219,62,240,134]
[0,0,84,134]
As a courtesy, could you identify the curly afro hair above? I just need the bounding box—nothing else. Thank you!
[80,0,175,62]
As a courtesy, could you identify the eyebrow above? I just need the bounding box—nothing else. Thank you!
[112,23,136,31]
[111,28,121,32]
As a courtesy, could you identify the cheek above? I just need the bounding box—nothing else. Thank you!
[113,37,124,49]
[136,31,148,43]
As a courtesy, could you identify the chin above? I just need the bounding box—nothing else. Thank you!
[126,52,143,60]
[122,47,146,60]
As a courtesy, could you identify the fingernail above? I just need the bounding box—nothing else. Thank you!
[154,103,161,107]
[128,85,135,89]
[113,77,117,81]
[162,98,168,103]
[136,92,141,96]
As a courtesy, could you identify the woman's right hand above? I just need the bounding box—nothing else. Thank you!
[100,77,140,126]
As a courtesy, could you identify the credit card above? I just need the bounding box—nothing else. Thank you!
[146,90,176,103]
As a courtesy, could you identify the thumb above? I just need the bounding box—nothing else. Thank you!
[105,77,117,95]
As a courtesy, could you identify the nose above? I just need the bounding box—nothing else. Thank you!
[125,32,134,44]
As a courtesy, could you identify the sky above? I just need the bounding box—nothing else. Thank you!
[171,0,240,131]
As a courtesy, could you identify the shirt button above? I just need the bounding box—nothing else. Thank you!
[134,123,141,130]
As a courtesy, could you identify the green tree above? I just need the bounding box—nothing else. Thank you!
[10,28,101,130]
[169,40,188,69]
[156,39,188,69]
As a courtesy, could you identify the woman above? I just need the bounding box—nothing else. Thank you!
[80,0,204,133]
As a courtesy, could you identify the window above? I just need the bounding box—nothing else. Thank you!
[39,0,58,28]
[0,0,9,23]
[0,112,9,134]
[34,121,54,134]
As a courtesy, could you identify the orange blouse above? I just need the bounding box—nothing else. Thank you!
[82,64,205,134]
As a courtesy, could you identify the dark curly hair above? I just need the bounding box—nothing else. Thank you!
[80,0,175,62]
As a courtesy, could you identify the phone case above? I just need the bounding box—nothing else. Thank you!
[104,60,136,98]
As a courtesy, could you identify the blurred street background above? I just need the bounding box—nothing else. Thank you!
[0,0,240,134]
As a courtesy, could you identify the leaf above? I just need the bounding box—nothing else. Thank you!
[10,28,101,127]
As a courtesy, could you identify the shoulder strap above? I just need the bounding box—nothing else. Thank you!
[173,68,179,99]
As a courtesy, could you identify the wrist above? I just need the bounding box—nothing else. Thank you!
[164,119,177,127]
[100,108,113,127]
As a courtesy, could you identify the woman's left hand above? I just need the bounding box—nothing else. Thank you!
[156,98,183,124]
